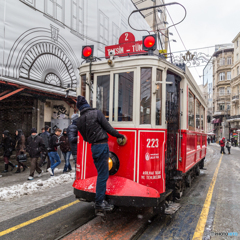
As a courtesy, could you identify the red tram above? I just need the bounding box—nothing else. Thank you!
[73,33,207,210]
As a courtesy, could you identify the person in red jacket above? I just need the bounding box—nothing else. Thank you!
[220,137,225,154]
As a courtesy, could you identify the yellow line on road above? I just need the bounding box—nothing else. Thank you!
[0,200,79,237]
[192,154,223,240]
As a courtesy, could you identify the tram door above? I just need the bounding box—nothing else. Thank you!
[165,72,181,185]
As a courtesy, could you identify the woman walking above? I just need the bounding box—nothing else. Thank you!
[1,130,15,173]
[15,129,27,173]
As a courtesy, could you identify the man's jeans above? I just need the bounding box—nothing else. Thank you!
[91,143,109,205]
[62,151,72,172]
[48,151,61,175]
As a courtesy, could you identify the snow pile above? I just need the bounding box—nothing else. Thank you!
[0,170,75,201]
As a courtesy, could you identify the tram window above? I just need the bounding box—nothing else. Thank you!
[113,72,134,122]
[140,68,152,124]
[201,105,205,130]
[156,69,162,125]
[188,91,195,130]
[196,100,200,129]
[96,75,110,120]
[81,75,86,97]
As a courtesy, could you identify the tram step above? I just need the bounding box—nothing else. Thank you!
[165,202,181,215]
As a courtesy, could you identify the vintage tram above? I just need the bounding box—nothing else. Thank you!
[73,32,207,210]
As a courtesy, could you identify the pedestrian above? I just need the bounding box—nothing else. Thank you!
[76,96,125,212]
[15,129,27,173]
[67,113,78,167]
[26,128,44,180]
[39,125,51,170]
[0,130,15,173]
[234,138,237,147]
[60,128,72,173]
[207,137,210,145]
[220,137,225,154]
[226,139,231,154]
[47,128,63,176]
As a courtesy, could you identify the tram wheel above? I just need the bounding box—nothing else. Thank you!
[195,165,200,176]
[186,174,191,188]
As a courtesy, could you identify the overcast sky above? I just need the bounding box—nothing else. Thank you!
[164,0,240,85]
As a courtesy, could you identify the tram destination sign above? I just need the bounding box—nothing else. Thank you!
[105,32,146,57]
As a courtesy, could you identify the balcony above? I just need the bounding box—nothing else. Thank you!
[213,110,230,117]
[217,93,231,101]
[232,94,239,102]
[226,115,240,122]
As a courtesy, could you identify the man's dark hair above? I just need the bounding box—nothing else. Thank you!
[45,125,50,131]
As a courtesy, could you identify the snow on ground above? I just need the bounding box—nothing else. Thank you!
[0,168,75,201]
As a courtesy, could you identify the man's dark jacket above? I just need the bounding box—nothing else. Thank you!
[76,108,122,144]
[49,134,62,152]
[40,131,50,149]
[26,135,45,158]
[67,123,78,155]
[60,134,71,153]
[1,136,13,157]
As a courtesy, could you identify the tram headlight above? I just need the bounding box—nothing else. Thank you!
[108,152,120,175]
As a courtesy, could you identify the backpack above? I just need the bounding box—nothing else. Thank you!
[40,132,50,148]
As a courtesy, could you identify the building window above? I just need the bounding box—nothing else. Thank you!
[227,57,232,65]
[45,0,65,23]
[219,87,225,96]
[219,104,224,111]
[156,69,162,125]
[98,10,109,51]
[227,71,231,80]
[219,58,225,66]
[71,0,84,35]
[219,72,225,81]
[188,91,195,130]
[81,74,86,97]
[21,0,35,7]
[112,22,120,45]
[227,87,231,94]
[227,104,230,110]
[238,66,239,76]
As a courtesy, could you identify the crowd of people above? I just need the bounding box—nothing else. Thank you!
[0,114,79,180]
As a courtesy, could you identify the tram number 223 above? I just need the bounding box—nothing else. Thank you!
[146,139,159,148]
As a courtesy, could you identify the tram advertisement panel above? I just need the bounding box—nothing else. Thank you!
[138,130,166,194]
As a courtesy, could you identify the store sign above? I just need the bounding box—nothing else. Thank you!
[105,32,146,57]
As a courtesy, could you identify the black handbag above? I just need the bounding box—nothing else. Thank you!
[17,153,27,162]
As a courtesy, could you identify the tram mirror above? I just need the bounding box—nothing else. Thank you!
[166,74,175,93]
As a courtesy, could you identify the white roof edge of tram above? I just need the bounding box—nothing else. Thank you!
[79,55,207,108]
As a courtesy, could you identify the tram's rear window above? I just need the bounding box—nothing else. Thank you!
[96,75,110,120]
[156,69,162,125]
[140,68,151,124]
[113,72,134,122]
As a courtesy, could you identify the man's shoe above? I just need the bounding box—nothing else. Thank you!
[95,200,114,211]
[23,166,27,172]
[28,176,34,180]
[38,170,43,178]
[15,169,21,173]
[47,168,53,175]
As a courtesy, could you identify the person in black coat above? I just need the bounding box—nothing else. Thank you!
[15,129,27,173]
[76,96,124,212]
[1,130,15,173]
[26,128,45,180]
[67,114,78,164]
